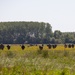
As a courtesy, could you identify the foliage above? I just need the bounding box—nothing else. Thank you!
[0,44,75,75]
[42,50,49,58]
[0,21,75,44]
[0,21,52,44]
[5,51,16,58]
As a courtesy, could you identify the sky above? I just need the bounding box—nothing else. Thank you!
[0,0,75,32]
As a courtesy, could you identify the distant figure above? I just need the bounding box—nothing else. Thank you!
[0,44,4,50]
[55,44,57,48]
[39,46,43,50]
[68,44,71,48]
[42,44,44,46]
[21,45,25,50]
[52,44,57,49]
[52,45,55,49]
[47,44,51,49]
[7,45,11,50]
[72,44,74,48]
[64,44,67,48]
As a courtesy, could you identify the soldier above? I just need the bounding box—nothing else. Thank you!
[0,44,4,50]
[39,46,43,50]
[47,44,51,49]
[72,44,74,48]
[64,44,67,48]
[7,45,11,50]
[21,44,25,50]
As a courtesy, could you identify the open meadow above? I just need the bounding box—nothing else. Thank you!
[0,44,75,75]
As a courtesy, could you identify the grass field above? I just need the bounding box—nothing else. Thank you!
[0,44,75,75]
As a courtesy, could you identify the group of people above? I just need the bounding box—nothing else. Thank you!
[0,43,75,50]
[0,44,11,50]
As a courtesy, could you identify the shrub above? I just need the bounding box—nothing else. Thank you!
[61,68,70,75]
[42,50,49,58]
[6,51,16,58]
[37,49,42,55]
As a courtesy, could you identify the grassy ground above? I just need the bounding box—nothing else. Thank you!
[0,44,75,75]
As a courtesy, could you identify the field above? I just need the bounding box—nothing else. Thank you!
[0,44,75,75]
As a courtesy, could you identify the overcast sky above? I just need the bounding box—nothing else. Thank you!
[0,0,75,32]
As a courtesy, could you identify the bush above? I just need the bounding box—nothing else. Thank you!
[6,51,16,58]
[61,68,70,75]
[37,49,42,54]
[42,50,49,58]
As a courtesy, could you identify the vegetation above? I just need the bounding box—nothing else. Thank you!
[0,21,75,75]
[0,45,75,75]
[0,21,75,44]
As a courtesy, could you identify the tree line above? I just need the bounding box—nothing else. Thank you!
[0,21,75,44]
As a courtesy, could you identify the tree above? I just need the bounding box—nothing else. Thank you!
[44,23,53,43]
[54,30,62,39]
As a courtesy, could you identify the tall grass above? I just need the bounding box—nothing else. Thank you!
[0,44,75,75]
